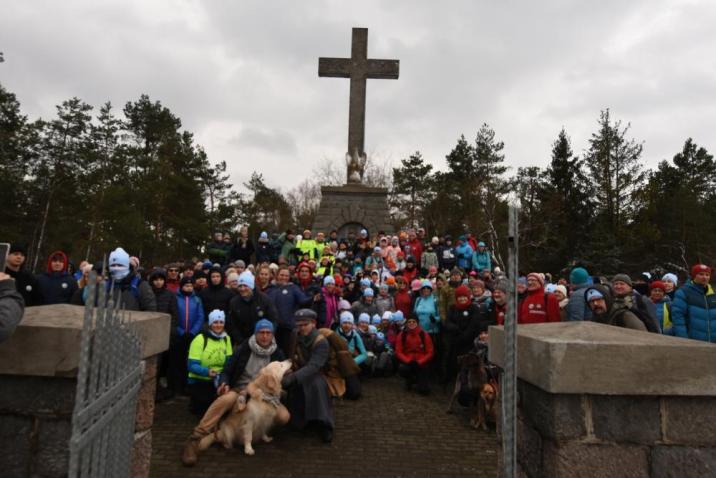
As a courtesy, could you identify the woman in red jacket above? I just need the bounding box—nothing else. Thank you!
[395,316,434,395]
[519,273,561,324]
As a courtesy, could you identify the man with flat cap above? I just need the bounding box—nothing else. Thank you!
[282,308,335,443]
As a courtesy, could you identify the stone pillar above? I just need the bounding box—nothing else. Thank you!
[312,184,393,235]
[0,304,169,478]
[489,322,716,478]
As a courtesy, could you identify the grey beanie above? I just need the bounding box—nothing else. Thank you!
[611,273,633,287]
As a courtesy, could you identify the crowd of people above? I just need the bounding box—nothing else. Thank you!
[2,226,715,465]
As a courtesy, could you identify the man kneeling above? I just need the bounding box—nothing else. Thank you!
[182,319,286,466]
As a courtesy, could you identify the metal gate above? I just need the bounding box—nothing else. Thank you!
[68,273,144,478]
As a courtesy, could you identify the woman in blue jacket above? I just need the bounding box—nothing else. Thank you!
[671,264,715,343]
[336,311,365,400]
[414,280,440,342]
[169,277,205,395]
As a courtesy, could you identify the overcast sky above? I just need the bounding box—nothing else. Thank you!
[2,0,716,192]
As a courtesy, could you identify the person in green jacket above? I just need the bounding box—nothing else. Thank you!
[187,309,233,415]
[298,229,319,261]
[279,229,297,264]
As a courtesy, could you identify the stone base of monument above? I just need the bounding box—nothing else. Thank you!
[312,184,393,236]
[0,305,169,478]
[489,322,716,478]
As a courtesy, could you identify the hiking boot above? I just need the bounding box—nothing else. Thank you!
[181,438,200,467]
[319,425,334,444]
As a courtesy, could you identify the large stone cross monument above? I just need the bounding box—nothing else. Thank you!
[312,27,397,237]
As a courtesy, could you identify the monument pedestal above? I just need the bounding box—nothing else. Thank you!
[312,184,393,236]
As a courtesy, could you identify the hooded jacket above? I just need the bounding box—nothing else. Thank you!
[395,325,434,366]
[227,290,278,345]
[583,285,646,331]
[265,282,312,328]
[176,289,204,337]
[107,270,157,312]
[519,287,561,324]
[198,269,235,317]
[37,251,77,305]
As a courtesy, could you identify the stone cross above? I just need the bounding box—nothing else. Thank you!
[318,27,399,183]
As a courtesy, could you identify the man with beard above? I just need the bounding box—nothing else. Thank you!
[584,285,646,331]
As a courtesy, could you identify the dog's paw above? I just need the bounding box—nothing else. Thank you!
[261,435,273,443]
[244,446,255,456]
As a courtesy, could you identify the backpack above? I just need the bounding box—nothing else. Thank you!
[199,331,230,352]
[613,300,660,333]
[300,328,360,378]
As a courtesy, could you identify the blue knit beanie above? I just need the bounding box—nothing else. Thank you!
[358,313,371,324]
[254,319,274,334]
[340,311,354,324]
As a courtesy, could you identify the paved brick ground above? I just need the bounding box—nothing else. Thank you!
[150,376,499,477]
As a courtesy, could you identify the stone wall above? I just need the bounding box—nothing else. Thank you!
[489,322,716,478]
[515,380,716,477]
[0,305,169,478]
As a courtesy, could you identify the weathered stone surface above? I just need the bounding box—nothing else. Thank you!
[35,418,71,477]
[517,413,542,477]
[542,441,649,478]
[0,304,170,377]
[135,365,157,431]
[591,395,660,444]
[131,429,152,478]
[651,446,716,477]
[489,322,716,396]
[0,375,75,415]
[663,397,716,446]
[0,415,32,477]
[518,380,585,440]
[312,185,393,235]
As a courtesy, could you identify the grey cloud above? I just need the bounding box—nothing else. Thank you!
[232,127,298,156]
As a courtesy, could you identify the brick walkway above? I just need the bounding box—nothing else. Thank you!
[150,376,499,477]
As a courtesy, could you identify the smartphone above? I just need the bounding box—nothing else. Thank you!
[0,243,9,272]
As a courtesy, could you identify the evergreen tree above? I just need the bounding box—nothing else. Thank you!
[391,151,434,228]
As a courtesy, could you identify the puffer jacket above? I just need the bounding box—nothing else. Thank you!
[176,291,204,337]
[671,281,716,342]
[395,325,434,366]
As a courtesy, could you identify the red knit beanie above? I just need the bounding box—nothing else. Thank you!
[691,264,712,278]
[454,285,472,310]
[649,280,666,292]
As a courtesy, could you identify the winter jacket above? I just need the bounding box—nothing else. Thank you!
[337,328,368,365]
[153,286,179,337]
[490,301,507,326]
[420,251,439,271]
[406,239,423,265]
[229,238,254,264]
[187,332,232,382]
[395,325,434,366]
[199,280,234,318]
[278,233,296,261]
[414,294,440,335]
[37,250,77,304]
[37,271,77,305]
[584,285,647,331]
[176,291,204,337]
[107,272,157,312]
[672,281,716,343]
[394,289,412,319]
[297,238,318,260]
[0,279,24,343]
[265,282,312,328]
[518,288,561,324]
[566,285,593,322]
[5,267,43,306]
[455,243,474,271]
[375,294,395,316]
[316,287,340,329]
[351,298,380,319]
[205,241,229,265]
[437,245,456,271]
[227,291,278,345]
[471,249,492,272]
[443,303,481,355]
[255,240,271,264]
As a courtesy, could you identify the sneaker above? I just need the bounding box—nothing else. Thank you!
[181,438,200,467]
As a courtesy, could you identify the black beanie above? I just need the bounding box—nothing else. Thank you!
[9,243,27,256]
[180,276,194,287]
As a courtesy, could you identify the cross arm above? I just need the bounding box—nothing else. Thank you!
[367,59,400,79]
[318,57,352,78]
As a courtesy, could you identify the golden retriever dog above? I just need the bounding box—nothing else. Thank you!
[472,382,497,431]
[199,360,292,455]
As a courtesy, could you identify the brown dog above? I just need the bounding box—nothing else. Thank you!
[472,382,497,430]
[199,360,292,455]
[446,352,487,415]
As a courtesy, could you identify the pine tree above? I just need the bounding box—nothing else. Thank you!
[391,151,434,228]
